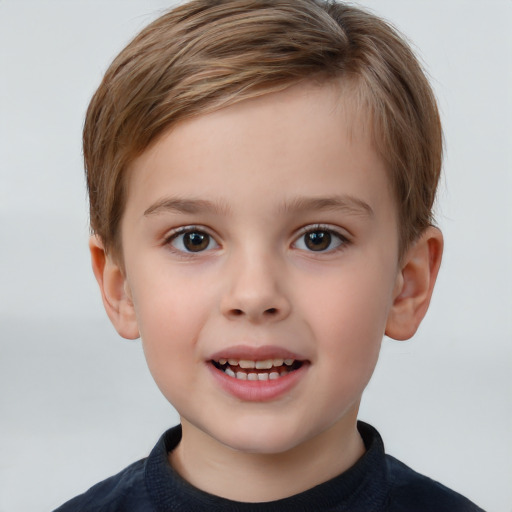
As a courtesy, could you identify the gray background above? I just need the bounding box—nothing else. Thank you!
[1,1,511,511]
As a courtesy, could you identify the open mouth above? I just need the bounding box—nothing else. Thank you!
[211,358,304,381]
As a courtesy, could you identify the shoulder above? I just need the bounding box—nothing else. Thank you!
[53,426,182,512]
[53,457,150,512]
[384,455,485,512]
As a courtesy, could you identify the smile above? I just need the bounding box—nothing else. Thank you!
[211,358,303,381]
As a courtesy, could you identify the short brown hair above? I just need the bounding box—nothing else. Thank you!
[84,0,442,259]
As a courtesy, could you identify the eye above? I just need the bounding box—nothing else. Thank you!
[167,228,219,253]
[294,226,347,252]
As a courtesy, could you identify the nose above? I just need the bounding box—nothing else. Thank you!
[220,250,291,323]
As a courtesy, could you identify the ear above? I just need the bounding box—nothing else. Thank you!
[89,235,140,340]
[385,226,443,340]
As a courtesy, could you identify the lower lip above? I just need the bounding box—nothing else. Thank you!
[207,362,308,402]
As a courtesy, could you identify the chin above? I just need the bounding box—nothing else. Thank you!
[224,435,302,455]
[212,419,313,455]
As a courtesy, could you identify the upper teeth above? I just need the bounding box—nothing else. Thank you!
[219,358,294,368]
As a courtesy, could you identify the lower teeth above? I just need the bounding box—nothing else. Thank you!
[224,367,288,380]
[214,359,303,381]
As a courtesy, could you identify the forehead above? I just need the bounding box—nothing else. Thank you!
[123,81,392,220]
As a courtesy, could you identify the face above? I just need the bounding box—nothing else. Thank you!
[118,82,402,455]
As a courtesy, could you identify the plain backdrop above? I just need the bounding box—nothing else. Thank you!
[1,1,511,511]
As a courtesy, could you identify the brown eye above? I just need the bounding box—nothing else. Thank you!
[170,229,218,253]
[183,232,210,252]
[304,231,332,251]
[294,227,346,252]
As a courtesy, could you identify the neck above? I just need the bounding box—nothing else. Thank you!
[169,412,365,503]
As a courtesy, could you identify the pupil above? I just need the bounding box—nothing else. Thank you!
[306,231,331,251]
[184,232,209,252]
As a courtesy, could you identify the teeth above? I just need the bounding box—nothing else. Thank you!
[222,367,293,380]
[255,359,273,369]
[216,357,299,380]
[218,358,295,368]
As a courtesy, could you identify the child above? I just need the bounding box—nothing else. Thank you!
[56,0,484,510]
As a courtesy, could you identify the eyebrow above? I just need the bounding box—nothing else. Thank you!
[143,194,373,218]
[144,197,231,216]
[279,195,374,217]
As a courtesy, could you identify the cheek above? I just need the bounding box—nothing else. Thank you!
[299,259,396,369]
[304,267,393,333]
[132,263,215,333]
[129,270,217,384]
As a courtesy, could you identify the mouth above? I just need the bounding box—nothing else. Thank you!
[211,358,304,381]
[208,347,309,401]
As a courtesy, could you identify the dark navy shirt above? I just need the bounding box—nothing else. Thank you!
[54,422,484,511]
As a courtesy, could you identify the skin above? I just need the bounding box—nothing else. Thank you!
[90,82,443,502]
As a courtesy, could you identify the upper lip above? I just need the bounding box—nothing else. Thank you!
[209,344,306,362]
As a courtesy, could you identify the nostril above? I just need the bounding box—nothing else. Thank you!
[224,306,285,320]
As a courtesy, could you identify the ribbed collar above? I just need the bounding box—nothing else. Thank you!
[145,421,389,511]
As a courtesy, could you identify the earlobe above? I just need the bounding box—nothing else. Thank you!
[385,227,443,341]
[89,235,140,340]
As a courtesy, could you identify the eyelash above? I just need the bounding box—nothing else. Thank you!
[164,226,219,255]
[163,224,350,255]
[293,224,350,254]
